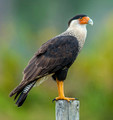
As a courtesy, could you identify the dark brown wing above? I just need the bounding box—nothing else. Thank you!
[23,35,79,81]
[10,35,79,97]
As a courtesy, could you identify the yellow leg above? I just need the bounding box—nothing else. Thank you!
[55,78,75,102]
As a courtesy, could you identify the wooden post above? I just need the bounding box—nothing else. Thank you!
[55,100,79,120]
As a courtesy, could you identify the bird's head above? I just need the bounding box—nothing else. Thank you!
[68,14,93,28]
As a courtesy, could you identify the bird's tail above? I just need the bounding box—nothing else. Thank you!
[9,81,36,107]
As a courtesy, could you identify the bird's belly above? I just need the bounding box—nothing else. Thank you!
[35,74,53,87]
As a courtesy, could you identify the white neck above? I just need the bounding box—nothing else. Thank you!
[66,20,87,39]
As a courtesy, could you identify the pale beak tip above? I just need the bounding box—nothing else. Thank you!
[88,18,93,26]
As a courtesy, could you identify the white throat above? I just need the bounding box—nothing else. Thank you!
[67,20,87,40]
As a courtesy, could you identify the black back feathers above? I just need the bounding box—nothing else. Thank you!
[68,14,87,26]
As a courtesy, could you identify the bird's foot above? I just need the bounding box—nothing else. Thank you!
[52,96,78,102]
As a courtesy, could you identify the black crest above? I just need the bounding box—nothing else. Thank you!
[68,14,87,26]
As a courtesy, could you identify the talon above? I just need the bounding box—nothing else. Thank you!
[52,98,56,102]
[75,98,79,100]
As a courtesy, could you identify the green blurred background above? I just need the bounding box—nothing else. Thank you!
[0,0,113,120]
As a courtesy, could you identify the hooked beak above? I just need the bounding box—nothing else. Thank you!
[88,18,93,26]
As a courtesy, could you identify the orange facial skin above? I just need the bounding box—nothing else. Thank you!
[79,16,90,24]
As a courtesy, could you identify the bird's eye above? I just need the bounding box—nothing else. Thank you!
[79,17,82,19]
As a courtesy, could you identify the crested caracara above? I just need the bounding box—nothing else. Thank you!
[9,14,93,107]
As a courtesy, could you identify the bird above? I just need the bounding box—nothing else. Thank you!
[9,14,93,107]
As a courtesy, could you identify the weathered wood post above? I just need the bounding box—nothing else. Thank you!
[55,100,80,120]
